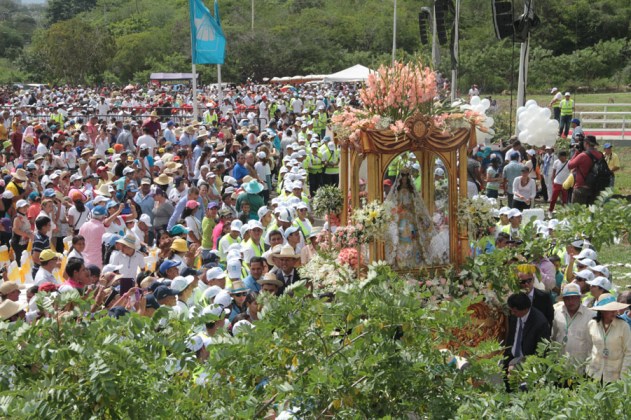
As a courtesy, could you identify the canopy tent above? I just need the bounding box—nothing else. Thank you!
[323,64,372,83]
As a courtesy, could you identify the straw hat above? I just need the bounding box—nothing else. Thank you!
[257,272,283,288]
[591,301,629,312]
[197,128,210,139]
[153,173,173,186]
[0,300,26,321]
[185,126,196,135]
[274,244,300,259]
[13,168,28,182]
[116,234,140,250]
[95,184,112,198]
[229,280,248,294]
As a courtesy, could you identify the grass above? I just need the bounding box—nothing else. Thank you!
[598,242,631,290]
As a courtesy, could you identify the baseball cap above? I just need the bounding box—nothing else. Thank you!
[574,269,595,282]
[226,258,242,279]
[586,276,611,292]
[139,214,152,227]
[576,248,597,261]
[169,224,189,236]
[39,249,61,263]
[159,259,181,275]
[230,220,242,232]
[207,201,219,209]
[603,143,612,149]
[205,267,225,280]
[152,285,179,301]
[92,205,107,217]
[589,265,610,278]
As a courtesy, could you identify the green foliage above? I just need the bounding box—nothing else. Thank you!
[0,267,506,418]
[45,0,98,25]
[554,189,631,250]
[311,184,343,218]
[6,0,628,87]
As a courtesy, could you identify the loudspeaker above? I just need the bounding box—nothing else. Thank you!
[418,10,431,45]
[492,0,514,40]
[434,0,449,45]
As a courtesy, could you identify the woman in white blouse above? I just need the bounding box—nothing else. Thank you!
[512,167,536,211]
[586,301,631,383]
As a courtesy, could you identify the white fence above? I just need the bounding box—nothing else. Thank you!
[577,103,631,141]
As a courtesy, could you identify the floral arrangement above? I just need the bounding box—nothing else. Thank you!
[311,185,343,218]
[298,253,356,292]
[457,195,498,241]
[351,200,394,243]
[318,225,361,252]
[337,247,362,269]
[331,60,488,146]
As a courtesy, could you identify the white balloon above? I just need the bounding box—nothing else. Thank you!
[541,107,551,119]
[480,98,490,111]
[470,96,481,106]
[517,106,526,116]
[485,116,494,128]
[518,129,529,142]
[525,99,537,107]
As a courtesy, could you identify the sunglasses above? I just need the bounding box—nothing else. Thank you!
[233,292,247,297]
[519,278,534,285]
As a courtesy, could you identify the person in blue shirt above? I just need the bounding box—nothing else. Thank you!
[133,178,155,221]
[242,256,264,293]
[167,186,200,231]
[232,153,249,184]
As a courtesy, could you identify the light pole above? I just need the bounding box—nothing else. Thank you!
[251,0,254,31]
[451,0,460,102]
[392,0,397,63]
[431,1,440,68]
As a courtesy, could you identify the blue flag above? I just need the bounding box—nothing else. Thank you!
[189,0,226,65]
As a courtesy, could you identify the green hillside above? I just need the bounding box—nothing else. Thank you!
[0,0,629,92]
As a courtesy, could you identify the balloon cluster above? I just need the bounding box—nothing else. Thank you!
[517,100,560,147]
[459,96,495,145]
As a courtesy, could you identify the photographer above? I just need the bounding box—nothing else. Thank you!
[568,135,602,205]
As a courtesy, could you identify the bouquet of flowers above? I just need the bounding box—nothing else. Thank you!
[298,253,356,292]
[312,185,343,218]
[332,60,490,147]
[351,200,394,243]
[457,195,498,241]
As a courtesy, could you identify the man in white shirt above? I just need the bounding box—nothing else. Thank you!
[551,283,594,371]
[548,150,571,213]
[136,126,157,155]
[34,250,61,286]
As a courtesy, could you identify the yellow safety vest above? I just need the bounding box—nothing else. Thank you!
[320,146,339,175]
[218,233,240,262]
[560,99,574,116]
[245,238,265,258]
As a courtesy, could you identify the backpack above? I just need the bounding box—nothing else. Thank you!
[584,151,613,200]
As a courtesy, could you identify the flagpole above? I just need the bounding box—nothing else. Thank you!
[217,64,223,105]
[192,66,199,121]
[391,0,397,64]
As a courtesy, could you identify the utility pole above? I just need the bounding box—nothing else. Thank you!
[515,0,534,133]
[392,0,397,63]
[450,0,460,102]
[431,1,440,68]
[251,0,254,31]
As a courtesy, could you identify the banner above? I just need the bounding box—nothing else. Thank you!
[189,0,226,65]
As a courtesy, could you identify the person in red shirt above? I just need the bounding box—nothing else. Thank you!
[568,135,603,205]
[85,116,99,146]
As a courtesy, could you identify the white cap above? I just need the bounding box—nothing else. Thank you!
[574,269,595,282]
[508,209,522,218]
[139,214,152,227]
[170,275,195,293]
[589,265,610,278]
[232,319,255,336]
[226,258,242,279]
[499,206,511,216]
[206,267,225,280]
[230,219,243,232]
[248,220,264,230]
[256,151,266,159]
[576,248,597,261]
[213,289,233,308]
[586,276,611,291]
[577,258,596,269]
[102,264,123,275]
[202,286,224,303]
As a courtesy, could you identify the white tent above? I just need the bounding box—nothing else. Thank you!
[323,64,372,83]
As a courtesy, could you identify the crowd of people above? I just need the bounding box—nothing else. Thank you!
[0,81,629,386]
[0,82,354,333]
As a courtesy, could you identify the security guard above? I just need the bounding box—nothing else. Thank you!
[306,142,324,194]
[558,92,575,138]
[319,137,339,187]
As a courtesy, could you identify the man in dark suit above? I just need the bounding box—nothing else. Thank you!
[503,293,551,390]
[517,270,554,327]
[269,245,301,293]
